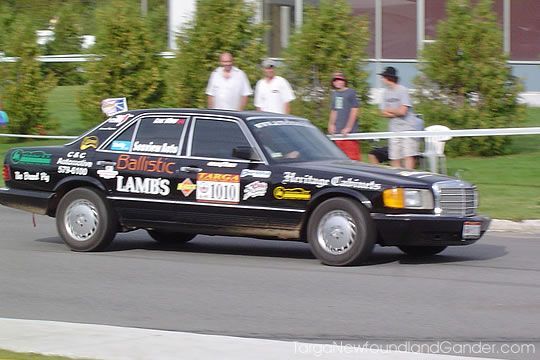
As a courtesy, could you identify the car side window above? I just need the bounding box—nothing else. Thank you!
[105,123,136,152]
[191,119,251,159]
[131,116,187,155]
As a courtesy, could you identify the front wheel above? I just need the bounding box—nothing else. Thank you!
[307,197,375,266]
[56,187,117,251]
[147,230,196,244]
[398,246,447,257]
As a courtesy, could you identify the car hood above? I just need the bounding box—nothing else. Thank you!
[283,159,462,188]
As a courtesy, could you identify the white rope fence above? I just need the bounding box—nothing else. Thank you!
[1,127,540,141]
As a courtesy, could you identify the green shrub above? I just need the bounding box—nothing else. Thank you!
[414,0,525,156]
[78,0,165,127]
[165,0,266,109]
[283,0,372,132]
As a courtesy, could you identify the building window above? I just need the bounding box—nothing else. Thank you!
[511,0,540,61]
[382,0,416,59]
[349,0,375,58]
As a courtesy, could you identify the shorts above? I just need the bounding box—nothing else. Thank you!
[335,140,361,160]
[369,146,389,163]
[388,137,419,160]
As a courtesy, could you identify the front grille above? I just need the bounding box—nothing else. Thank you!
[435,182,477,216]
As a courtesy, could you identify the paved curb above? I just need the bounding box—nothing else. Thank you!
[489,219,540,233]
[0,318,501,360]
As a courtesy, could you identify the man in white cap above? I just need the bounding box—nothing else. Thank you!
[206,52,253,111]
[254,59,295,114]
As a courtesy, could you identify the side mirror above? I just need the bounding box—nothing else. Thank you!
[233,146,260,161]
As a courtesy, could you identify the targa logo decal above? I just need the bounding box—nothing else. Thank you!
[196,173,240,204]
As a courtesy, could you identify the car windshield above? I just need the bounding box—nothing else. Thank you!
[248,117,347,163]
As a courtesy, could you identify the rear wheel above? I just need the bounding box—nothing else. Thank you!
[398,245,447,257]
[307,197,375,266]
[147,230,196,244]
[56,187,117,251]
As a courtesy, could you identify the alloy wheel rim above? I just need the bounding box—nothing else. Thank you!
[64,199,99,241]
[317,210,356,255]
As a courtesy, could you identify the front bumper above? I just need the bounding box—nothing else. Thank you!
[0,187,54,215]
[371,213,491,246]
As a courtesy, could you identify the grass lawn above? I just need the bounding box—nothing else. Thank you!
[1,87,539,220]
[0,349,77,359]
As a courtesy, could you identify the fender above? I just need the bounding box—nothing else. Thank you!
[53,176,107,193]
[308,187,373,210]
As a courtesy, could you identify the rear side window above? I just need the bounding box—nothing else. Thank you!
[105,123,136,152]
[191,119,250,159]
[131,116,188,155]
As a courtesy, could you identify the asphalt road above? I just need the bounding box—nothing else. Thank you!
[0,207,538,359]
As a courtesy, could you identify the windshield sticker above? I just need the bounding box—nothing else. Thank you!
[153,117,186,125]
[80,136,99,150]
[10,150,52,165]
[273,186,311,200]
[177,178,197,197]
[282,171,381,191]
[116,176,170,196]
[116,154,174,174]
[196,172,240,204]
[111,140,131,151]
[97,166,118,179]
[243,181,268,200]
[254,120,312,128]
[132,141,178,154]
[207,161,237,168]
[107,114,133,126]
[14,171,50,183]
[240,169,271,179]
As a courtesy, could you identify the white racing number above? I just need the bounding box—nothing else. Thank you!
[196,173,240,204]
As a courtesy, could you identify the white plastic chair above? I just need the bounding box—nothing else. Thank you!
[421,125,452,174]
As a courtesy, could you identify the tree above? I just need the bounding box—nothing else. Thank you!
[44,4,84,85]
[0,16,56,135]
[282,0,373,131]
[414,0,525,156]
[78,0,165,127]
[166,0,266,108]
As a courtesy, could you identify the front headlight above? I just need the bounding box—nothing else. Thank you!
[383,188,434,209]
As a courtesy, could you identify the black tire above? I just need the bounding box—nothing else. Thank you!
[398,245,447,257]
[56,187,117,252]
[307,197,375,266]
[147,230,196,244]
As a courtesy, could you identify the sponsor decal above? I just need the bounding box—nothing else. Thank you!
[206,161,237,168]
[107,113,132,126]
[80,136,99,150]
[153,117,186,125]
[98,127,118,131]
[10,150,52,165]
[254,120,312,128]
[67,152,87,159]
[273,186,311,200]
[111,140,131,151]
[398,171,433,178]
[116,176,170,196]
[132,141,178,154]
[177,178,196,197]
[282,171,381,191]
[58,166,88,175]
[14,171,50,183]
[243,181,268,200]
[196,172,240,204]
[97,166,118,179]
[56,157,93,168]
[116,154,174,174]
[240,169,271,179]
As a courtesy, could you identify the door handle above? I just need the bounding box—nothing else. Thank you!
[97,160,117,167]
[180,166,203,173]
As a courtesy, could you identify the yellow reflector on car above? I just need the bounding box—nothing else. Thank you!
[383,188,404,208]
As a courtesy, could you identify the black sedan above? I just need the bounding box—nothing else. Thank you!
[0,109,490,266]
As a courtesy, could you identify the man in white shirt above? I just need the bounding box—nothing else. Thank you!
[254,59,295,114]
[206,52,253,110]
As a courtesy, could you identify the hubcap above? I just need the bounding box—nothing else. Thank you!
[317,210,356,255]
[64,199,98,241]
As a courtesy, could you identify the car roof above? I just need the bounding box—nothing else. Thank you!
[120,108,309,123]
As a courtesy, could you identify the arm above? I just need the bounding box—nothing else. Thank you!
[284,102,291,115]
[383,105,408,117]
[328,110,337,134]
[207,96,214,109]
[239,96,248,111]
[341,107,358,135]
